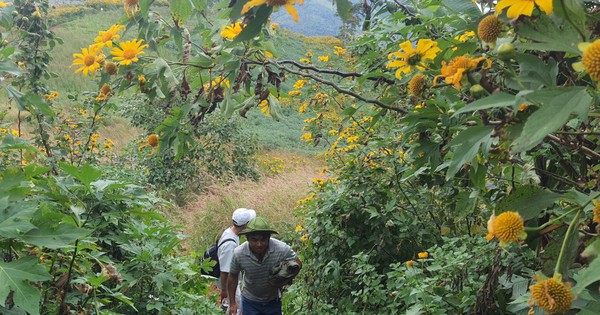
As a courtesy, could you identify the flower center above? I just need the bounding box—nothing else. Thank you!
[123,48,137,60]
[407,53,423,66]
[84,55,96,66]
[124,0,139,7]
[267,0,288,6]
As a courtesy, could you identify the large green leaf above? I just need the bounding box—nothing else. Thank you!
[3,85,27,111]
[440,0,481,17]
[453,93,515,116]
[0,257,51,315]
[59,163,103,188]
[552,0,587,40]
[496,185,561,219]
[233,5,272,43]
[334,0,353,21]
[20,223,90,249]
[445,126,494,180]
[516,14,580,54]
[512,87,592,152]
[515,53,558,89]
[0,197,37,238]
[572,246,600,295]
[170,0,194,23]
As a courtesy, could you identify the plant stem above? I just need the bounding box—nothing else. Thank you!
[554,209,582,277]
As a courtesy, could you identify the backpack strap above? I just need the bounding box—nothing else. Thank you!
[217,238,236,249]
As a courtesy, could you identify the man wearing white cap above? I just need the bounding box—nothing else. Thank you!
[218,208,256,314]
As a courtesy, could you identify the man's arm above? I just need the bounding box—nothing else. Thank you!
[227,272,239,315]
[219,272,229,300]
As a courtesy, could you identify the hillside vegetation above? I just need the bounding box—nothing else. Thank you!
[2,0,600,315]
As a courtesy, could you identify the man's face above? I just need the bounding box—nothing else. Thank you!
[247,233,270,255]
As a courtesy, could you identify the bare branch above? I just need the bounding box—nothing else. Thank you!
[251,60,407,113]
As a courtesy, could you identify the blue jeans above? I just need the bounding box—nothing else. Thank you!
[241,296,282,315]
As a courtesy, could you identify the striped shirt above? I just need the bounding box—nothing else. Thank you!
[229,238,296,302]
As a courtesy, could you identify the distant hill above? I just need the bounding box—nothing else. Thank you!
[271,0,343,37]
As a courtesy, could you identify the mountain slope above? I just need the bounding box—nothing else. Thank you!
[271,0,342,36]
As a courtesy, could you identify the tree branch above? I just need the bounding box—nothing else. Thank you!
[274,60,395,84]
[547,134,600,160]
[252,60,407,113]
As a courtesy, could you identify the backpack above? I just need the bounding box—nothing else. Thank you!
[200,238,236,277]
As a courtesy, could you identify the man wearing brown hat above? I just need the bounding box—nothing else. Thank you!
[227,217,302,315]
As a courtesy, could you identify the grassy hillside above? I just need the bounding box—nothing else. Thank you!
[271,0,342,36]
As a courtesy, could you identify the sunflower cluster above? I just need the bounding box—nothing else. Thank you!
[71,23,148,87]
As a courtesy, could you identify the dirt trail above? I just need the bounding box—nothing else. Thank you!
[178,152,324,250]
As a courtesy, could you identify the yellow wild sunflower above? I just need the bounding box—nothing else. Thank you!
[334,46,346,55]
[242,0,304,22]
[123,0,140,17]
[408,73,426,97]
[529,276,573,314]
[406,260,414,267]
[496,0,552,19]
[478,15,504,43]
[486,211,526,245]
[593,200,600,228]
[94,24,125,48]
[386,39,441,79]
[573,39,600,81]
[221,22,243,40]
[111,39,148,66]
[258,99,270,116]
[148,134,159,147]
[417,252,428,259]
[95,83,112,101]
[72,45,105,76]
[105,61,118,75]
[0,2,6,7]
[434,55,491,89]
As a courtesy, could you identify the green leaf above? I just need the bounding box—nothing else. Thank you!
[25,94,55,117]
[512,87,592,152]
[170,0,193,23]
[515,53,558,89]
[516,14,580,54]
[20,223,90,249]
[153,57,179,86]
[552,0,587,40]
[496,185,561,219]
[334,0,353,21]
[0,257,51,315]
[59,163,103,188]
[0,60,23,76]
[190,0,206,11]
[341,106,357,116]
[3,85,27,111]
[453,93,515,116]
[440,0,481,17]
[582,238,600,260]
[572,247,600,295]
[188,54,214,68]
[445,126,494,180]
[0,197,37,238]
[233,5,272,43]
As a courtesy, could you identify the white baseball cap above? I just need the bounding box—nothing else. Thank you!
[232,208,256,226]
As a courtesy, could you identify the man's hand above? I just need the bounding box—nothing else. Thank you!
[220,289,228,301]
[229,303,237,315]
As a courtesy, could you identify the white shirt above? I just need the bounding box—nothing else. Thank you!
[217,227,239,273]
